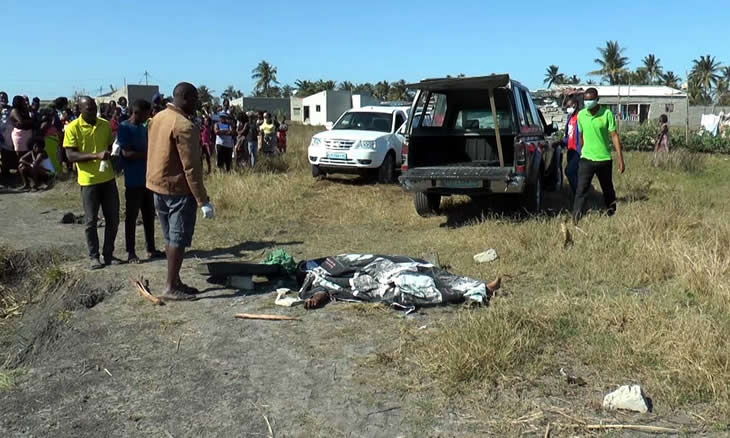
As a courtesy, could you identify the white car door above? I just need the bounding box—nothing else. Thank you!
[391,111,407,164]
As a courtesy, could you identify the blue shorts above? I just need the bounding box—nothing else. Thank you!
[153,193,197,248]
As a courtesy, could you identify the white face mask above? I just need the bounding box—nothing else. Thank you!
[566,107,576,115]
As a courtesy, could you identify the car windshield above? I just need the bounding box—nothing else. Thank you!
[333,112,393,132]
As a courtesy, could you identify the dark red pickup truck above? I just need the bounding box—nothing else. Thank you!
[399,74,557,216]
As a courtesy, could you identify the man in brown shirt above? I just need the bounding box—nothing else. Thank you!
[147,82,214,301]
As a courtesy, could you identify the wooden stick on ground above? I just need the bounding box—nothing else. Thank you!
[581,424,679,434]
[131,277,163,306]
[234,313,299,321]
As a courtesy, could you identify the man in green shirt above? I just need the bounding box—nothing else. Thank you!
[573,88,625,222]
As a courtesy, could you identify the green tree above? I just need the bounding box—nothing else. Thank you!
[374,81,390,100]
[689,55,722,97]
[661,72,681,89]
[717,80,730,105]
[566,75,581,85]
[388,79,412,101]
[280,85,294,98]
[338,81,355,91]
[632,68,651,85]
[641,54,664,84]
[352,83,375,96]
[197,85,215,107]
[251,60,279,96]
[221,85,242,100]
[591,41,630,85]
[543,65,565,88]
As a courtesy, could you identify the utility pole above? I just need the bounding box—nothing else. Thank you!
[143,71,149,86]
[685,70,690,145]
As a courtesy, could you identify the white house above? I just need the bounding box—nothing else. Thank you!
[290,90,378,125]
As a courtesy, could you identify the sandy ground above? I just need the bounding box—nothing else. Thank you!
[0,190,463,438]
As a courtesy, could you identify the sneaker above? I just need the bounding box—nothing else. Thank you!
[104,256,124,266]
[160,289,197,302]
[89,258,105,270]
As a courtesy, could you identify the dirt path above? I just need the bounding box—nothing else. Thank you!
[0,191,446,437]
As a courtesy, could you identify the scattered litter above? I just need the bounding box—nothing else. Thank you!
[228,275,254,291]
[274,288,303,307]
[234,313,299,321]
[602,385,650,413]
[418,325,428,330]
[473,249,498,264]
[297,254,498,310]
[263,249,297,274]
[559,367,586,386]
[131,277,164,306]
[104,368,113,377]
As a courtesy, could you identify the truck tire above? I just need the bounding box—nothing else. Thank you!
[377,152,395,184]
[414,192,441,217]
[311,164,323,178]
[522,172,543,213]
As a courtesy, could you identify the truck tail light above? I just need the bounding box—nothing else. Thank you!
[401,139,409,172]
[514,143,526,174]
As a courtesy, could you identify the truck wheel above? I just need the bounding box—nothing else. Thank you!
[311,165,323,178]
[414,192,441,217]
[522,173,543,213]
[377,152,395,184]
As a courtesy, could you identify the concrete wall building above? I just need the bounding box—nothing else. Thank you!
[96,85,160,106]
[230,97,291,119]
[289,91,378,125]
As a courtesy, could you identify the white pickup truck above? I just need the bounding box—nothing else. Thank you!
[308,106,408,183]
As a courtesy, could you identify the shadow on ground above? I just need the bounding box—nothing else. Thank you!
[186,240,304,259]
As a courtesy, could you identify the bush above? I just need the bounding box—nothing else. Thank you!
[620,122,730,153]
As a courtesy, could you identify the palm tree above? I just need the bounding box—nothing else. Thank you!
[374,81,390,100]
[721,66,730,84]
[632,68,651,85]
[591,41,630,85]
[543,65,564,88]
[280,85,294,98]
[221,85,242,100]
[717,79,730,105]
[689,55,722,95]
[661,72,681,89]
[338,81,355,91]
[388,80,412,101]
[353,83,375,96]
[641,54,663,84]
[197,85,215,107]
[251,60,279,96]
[566,75,581,85]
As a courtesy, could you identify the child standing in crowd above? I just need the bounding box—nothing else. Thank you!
[18,137,55,191]
[110,107,122,138]
[200,115,213,174]
[40,109,62,173]
[277,118,288,153]
[214,113,234,171]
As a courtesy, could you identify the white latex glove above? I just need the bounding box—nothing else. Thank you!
[201,202,215,219]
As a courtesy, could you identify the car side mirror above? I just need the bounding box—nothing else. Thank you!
[325,122,333,131]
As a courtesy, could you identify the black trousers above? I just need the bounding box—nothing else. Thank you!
[125,186,156,256]
[216,145,233,171]
[81,180,120,260]
[1,148,17,179]
[572,158,616,222]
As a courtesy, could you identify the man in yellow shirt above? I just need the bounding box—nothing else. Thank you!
[63,96,120,270]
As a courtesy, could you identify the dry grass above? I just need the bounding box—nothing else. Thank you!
[39,124,730,425]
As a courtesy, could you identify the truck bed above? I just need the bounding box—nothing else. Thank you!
[408,134,515,168]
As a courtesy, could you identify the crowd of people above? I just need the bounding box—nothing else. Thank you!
[0,91,289,191]
[0,83,291,301]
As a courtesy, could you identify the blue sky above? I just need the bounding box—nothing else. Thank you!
[2,0,727,99]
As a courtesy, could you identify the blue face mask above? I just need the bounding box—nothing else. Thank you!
[584,100,598,109]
